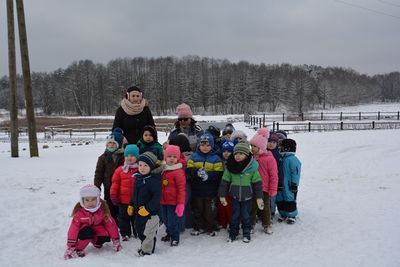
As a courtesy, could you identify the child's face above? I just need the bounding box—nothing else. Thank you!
[138,161,151,175]
[199,142,212,154]
[267,141,277,150]
[143,131,154,143]
[234,152,247,162]
[251,144,260,155]
[222,151,232,160]
[83,197,97,209]
[125,155,137,164]
[166,155,178,165]
[106,141,118,150]
[224,133,232,140]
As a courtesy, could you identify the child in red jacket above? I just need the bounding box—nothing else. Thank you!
[64,185,121,260]
[160,145,186,246]
[110,144,139,241]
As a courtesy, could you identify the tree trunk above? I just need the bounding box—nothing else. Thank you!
[16,0,39,157]
[7,0,19,157]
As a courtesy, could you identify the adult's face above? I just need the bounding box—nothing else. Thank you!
[128,90,142,104]
[178,117,191,128]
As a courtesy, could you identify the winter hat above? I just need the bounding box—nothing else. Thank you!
[107,127,124,149]
[79,184,101,213]
[124,144,139,158]
[222,123,235,136]
[176,103,193,119]
[164,145,181,160]
[138,151,158,170]
[169,133,191,153]
[280,138,297,153]
[199,133,215,150]
[126,85,142,93]
[206,125,221,139]
[230,130,247,142]
[268,132,280,143]
[234,141,251,156]
[250,128,269,153]
[143,125,158,141]
[221,141,235,153]
[275,130,288,140]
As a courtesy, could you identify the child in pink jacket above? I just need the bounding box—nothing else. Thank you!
[160,145,186,246]
[249,128,278,234]
[64,185,121,260]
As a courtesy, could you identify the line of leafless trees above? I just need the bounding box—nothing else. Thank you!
[0,56,399,116]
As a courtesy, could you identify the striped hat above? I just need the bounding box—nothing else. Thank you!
[138,151,158,170]
[234,141,251,156]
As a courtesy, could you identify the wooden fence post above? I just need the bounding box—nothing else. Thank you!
[321,112,323,120]
[273,121,275,131]
[372,121,375,129]
[359,112,361,120]
[263,114,265,127]
[282,113,285,122]
[277,122,280,131]
[308,122,311,132]
[340,112,343,121]
[378,112,380,120]
[340,121,344,130]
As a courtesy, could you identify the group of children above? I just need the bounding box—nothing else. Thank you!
[64,123,302,259]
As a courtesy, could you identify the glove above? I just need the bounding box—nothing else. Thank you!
[112,238,122,252]
[256,198,264,210]
[175,203,185,217]
[290,184,298,193]
[64,247,75,260]
[219,197,227,207]
[197,167,208,181]
[110,195,119,206]
[127,205,134,216]
[138,206,150,217]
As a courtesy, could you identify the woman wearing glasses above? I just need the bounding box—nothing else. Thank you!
[168,103,203,152]
[112,86,155,145]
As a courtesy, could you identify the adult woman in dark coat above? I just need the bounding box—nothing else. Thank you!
[112,86,155,144]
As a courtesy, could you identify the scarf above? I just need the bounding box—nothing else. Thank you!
[163,163,183,172]
[226,153,252,174]
[122,163,138,173]
[120,98,147,115]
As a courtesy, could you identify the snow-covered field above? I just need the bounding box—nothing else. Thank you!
[0,119,399,267]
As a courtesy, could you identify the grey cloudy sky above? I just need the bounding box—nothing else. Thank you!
[1,0,399,76]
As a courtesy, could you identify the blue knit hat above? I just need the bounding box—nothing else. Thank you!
[124,144,139,158]
[137,151,158,170]
[106,128,124,149]
[221,141,234,153]
[199,133,215,150]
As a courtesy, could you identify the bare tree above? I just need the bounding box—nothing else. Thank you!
[7,0,18,157]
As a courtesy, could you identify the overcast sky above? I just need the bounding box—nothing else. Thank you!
[1,0,399,76]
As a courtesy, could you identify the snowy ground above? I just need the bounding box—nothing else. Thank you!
[0,121,400,267]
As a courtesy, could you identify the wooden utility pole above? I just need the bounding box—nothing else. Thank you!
[7,0,19,157]
[16,0,38,157]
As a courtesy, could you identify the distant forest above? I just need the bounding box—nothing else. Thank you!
[0,56,399,116]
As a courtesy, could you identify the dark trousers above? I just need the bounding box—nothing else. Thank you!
[161,205,181,241]
[118,204,136,237]
[104,188,118,224]
[191,196,217,233]
[230,198,252,239]
[251,192,271,227]
[180,182,193,231]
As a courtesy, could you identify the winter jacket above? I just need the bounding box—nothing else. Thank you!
[110,165,138,204]
[254,151,278,197]
[218,158,263,201]
[66,203,119,248]
[160,163,186,205]
[276,152,301,203]
[94,150,125,192]
[187,150,224,198]
[112,106,155,144]
[131,168,162,217]
[136,139,164,161]
[168,124,204,152]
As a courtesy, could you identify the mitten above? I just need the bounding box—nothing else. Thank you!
[256,198,264,210]
[64,247,75,260]
[289,183,298,193]
[197,167,208,181]
[127,205,134,216]
[138,206,150,217]
[110,195,119,206]
[175,203,185,217]
[112,238,122,252]
[219,197,227,207]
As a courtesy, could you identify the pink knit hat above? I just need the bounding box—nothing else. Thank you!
[176,103,193,119]
[249,127,270,153]
[164,144,181,160]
